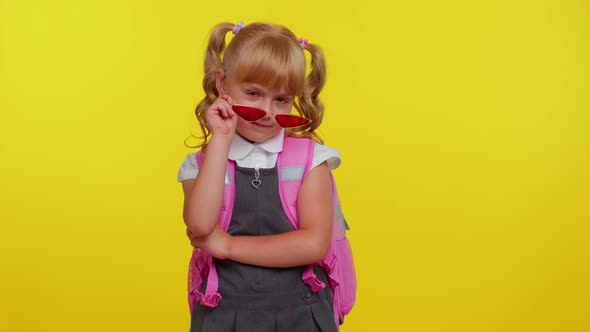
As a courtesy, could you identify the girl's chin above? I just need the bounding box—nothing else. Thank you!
[237,127,281,143]
[236,131,270,144]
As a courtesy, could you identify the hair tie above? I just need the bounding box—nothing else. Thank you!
[232,21,245,34]
[298,37,308,50]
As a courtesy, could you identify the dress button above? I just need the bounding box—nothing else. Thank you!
[304,292,312,299]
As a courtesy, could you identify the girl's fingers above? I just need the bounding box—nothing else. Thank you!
[211,101,225,118]
[217,97,235,118]
[206,96,236,130]
[221,94,234,105]
[226,97,235,117]
[223,104,233,118]
[219,104,228,118]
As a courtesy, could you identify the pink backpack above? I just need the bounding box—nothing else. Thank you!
[187,136,356,328]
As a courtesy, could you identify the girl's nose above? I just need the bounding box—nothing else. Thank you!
[261,100,275,118]
[262,112,272,120]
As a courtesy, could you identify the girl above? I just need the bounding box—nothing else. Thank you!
[177,22,342,332]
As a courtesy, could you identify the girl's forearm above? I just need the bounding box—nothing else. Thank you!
[226,230,329,268]
[184,136,232,237]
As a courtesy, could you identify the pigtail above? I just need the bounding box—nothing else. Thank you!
[292,42,327,144]
[185,22,234,149]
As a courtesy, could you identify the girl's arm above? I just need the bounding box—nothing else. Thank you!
[182,96,236,238]
[182,137,232,238]
[194,161,333,268]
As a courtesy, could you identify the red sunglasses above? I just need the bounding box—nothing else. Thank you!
[232,105,311,128]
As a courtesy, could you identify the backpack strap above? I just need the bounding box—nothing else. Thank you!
[277,137,327,292]
[276,136,315,228]
[191,151,236,308]
[188,247,208,313]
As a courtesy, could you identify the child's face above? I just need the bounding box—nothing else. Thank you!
[224,78,295,143]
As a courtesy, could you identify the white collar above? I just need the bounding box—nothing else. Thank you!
[228,129,285,161]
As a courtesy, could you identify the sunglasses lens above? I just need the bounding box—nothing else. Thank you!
[275,114,310,128]
[232,105,266,121]
[232,105,310,128]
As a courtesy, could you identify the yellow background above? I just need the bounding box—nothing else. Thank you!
[1,0,589,331]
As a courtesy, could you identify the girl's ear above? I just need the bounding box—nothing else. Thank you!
[215,69,226,95]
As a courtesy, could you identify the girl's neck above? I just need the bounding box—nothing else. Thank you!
[236,131,257,144]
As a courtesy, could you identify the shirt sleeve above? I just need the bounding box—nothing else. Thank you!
[312,143,342,171]
[177,153,199,182]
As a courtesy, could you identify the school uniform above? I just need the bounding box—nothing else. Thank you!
[177,130,341,332]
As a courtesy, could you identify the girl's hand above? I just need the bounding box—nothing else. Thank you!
[186,225,232,260]
[205,95,237,138]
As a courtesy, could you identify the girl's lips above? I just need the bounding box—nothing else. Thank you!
[252,122,272,128]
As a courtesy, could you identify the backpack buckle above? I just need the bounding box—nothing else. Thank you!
[200,292,222,308]
[323,252,337,273]
[302,265,326,292]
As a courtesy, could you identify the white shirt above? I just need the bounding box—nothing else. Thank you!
[177,129,341,182]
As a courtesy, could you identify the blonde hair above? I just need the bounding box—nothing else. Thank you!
[185,22,327,149]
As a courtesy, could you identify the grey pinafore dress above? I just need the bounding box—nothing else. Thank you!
[190,164,337,332]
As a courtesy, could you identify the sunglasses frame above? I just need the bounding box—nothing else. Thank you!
[231,105,312,129]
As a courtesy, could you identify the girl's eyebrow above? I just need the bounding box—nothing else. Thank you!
[242,83,291,96]
[242,83,264,90]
